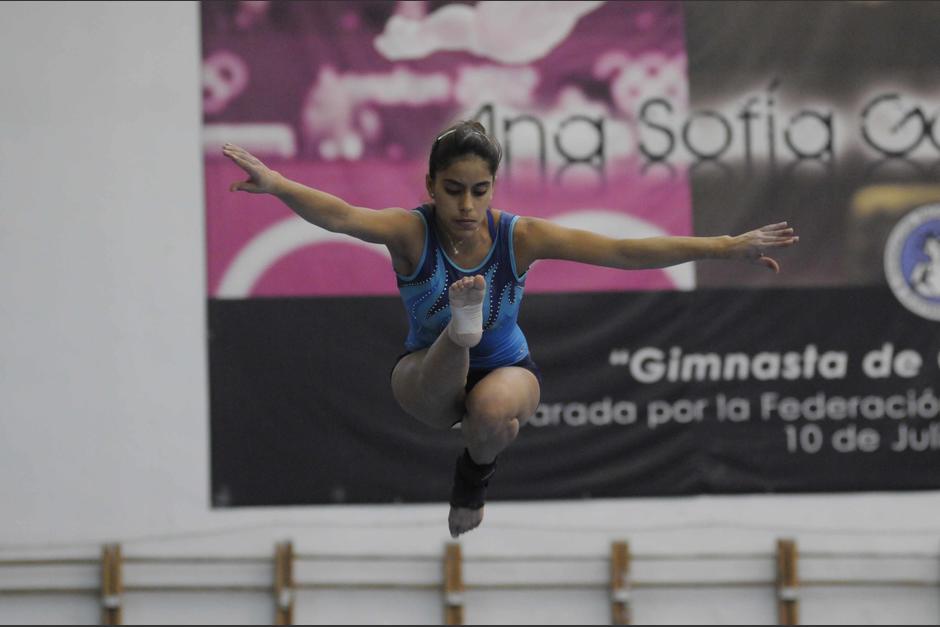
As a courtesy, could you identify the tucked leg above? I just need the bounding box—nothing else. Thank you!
[448,366,540,537]
[390,276,486,429]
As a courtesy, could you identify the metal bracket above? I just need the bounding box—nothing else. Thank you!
[611,587,632,603]
[278,588,294,610]
[101,594,121,609]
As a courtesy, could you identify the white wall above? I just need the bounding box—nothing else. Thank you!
[1,2,939,625]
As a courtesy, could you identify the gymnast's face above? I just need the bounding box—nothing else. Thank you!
[427,156,495,236]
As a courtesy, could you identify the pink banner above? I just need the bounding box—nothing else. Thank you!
[202,1,692,298]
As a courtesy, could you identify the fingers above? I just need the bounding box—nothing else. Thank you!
[749,222,795,273]
[760,223,795,235]
[229,180,259,193]
[759,235,800,248]
[222,144,254,170]
[221,143,241,160]
[742,223,798,254]
[222,142,250,158]
[758,255,781,273]
[223,143,267,193]
[222,143,267,172]
[754,221,799,249]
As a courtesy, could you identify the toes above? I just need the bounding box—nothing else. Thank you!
[448,506,484,538]
[450,276,485,292]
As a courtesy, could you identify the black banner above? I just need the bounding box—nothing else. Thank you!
[210,286,940,506]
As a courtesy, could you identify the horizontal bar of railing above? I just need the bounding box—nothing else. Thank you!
[2,577,939,597]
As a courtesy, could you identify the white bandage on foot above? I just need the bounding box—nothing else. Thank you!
[451,303,483,335]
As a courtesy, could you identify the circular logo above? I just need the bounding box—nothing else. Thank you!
[884,204,940,321]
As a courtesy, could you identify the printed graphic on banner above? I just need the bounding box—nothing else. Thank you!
[204,1,940,508]
[884,204,940,320]
[682,1,940,289]
[209,287,940,505]
[202,1,692,297]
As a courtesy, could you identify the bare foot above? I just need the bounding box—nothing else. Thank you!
[448,505,484,538]
[447,275,486,347]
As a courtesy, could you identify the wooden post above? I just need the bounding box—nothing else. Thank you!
[274,541,295,625]
[100,543,123,625]
[776,538,799,625]
[610,541,632,625]
[443,543,464,625]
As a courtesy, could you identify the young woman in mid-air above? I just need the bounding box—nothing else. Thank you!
[222,120,799,538]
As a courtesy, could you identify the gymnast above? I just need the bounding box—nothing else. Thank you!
[223,120,799,537]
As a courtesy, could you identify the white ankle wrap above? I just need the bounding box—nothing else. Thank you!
[451,303,483,335]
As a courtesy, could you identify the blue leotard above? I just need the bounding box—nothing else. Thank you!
[396,205,529,369]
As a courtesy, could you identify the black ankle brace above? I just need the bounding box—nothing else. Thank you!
[449,449,497,509]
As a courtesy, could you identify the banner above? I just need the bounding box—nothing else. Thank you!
[202,1,940,507]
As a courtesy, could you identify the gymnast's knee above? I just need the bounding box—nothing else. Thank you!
[464,395,519,442]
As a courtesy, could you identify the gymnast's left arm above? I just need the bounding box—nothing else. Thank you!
[512,217,799,274]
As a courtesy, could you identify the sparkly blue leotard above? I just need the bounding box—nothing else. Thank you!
[396,205,529,369]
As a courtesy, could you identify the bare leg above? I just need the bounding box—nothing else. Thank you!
[448,367,541,538]
[390,276,486,429]
[391,275,539,537]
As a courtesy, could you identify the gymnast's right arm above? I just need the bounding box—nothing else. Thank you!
[221,143,415,248]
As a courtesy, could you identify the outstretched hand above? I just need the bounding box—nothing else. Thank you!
[222,143,281,194]
[729,222,799,273]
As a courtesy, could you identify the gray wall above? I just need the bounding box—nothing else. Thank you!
[1,2,938,624]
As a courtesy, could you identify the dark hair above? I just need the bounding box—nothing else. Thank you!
[427,120,502,181]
